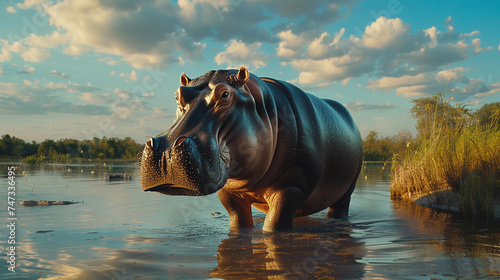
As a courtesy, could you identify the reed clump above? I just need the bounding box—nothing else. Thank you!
[391,95,499,217]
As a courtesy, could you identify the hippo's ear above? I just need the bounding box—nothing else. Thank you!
[180,73,191,86]
[237,67,249,85]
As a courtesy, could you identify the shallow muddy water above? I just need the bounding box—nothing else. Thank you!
[1,162,499,279]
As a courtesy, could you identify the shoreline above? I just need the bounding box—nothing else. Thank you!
[408,188,500,219]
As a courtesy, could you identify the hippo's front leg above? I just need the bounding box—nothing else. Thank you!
[263,187,304,232]
[218,189,254,230]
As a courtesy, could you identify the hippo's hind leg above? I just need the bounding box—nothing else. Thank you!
[327,182,356,219]
[328,196,351,218]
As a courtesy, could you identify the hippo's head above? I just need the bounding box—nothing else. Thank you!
[140,67,276,196]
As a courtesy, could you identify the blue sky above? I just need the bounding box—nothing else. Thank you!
[1,0,499,143]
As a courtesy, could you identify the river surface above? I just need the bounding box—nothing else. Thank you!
[1,162,499,279]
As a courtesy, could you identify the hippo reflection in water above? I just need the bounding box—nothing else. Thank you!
[140,67,363,232]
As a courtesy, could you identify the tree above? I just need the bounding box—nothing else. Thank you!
[0,135,143,160]
[476,102,500,129]
[38,139,57,157]
[411,94,470,140]
[362,131,411,162]
[0,134,13,156]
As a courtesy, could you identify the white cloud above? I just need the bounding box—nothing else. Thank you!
[1,0,358,70]
[341,77,351,86]
[98,57,120,66]
[17,66,36,74]
[6,41,26,53]
[38,0,206,69]
[178,56,186,66]
[25,31,69,48]
[471,38,493,54]
[46,81,68,90]
[120,70,138,81]
[276,30,309,58]
[215,39,267,70]
[121,53,166,69]
[0,48,11,62]
[344,102,396,112]
[305,29,346,59]
[280,15,489,91]
[362,17,409,49]
[0,78,146,120]
[290,54,373,84]
[366,66,499,100]
[0,81,109,116]
[435,67,468,82]
[0,40,26,62]
[0,66,4,77]
[395,85,429,97]
[79,92,109,104]
[152,107,168,115]
[8,0,357,69]
[21,47,50,62]
[129,70,138,82]
[6,6,16,13]
[49,70,69,78]
[367,73,427,92]
[425,27,438,48]
[63,44,90,56]
[23,79,41,86]
[113,88,131,99]
[140,92,155,98]
[16,0,46,10]
[111,99,145,120]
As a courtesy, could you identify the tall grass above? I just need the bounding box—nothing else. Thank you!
[391,97,500,217]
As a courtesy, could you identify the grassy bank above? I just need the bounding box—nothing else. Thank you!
[391,96,500,217]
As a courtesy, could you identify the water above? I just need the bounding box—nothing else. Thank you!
[1,163,499,279]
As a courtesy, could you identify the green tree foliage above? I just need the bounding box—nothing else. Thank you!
[0,135,144,161]
[476,102,500,129]
[362,131,412,162]
[410,94,471,140]
[0,134,38,157]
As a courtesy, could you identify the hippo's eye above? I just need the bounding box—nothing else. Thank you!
[221,90,230,98]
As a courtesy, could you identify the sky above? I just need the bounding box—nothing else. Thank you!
[0,0,499,144]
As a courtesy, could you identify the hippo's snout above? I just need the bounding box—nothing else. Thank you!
[140,134,229,196]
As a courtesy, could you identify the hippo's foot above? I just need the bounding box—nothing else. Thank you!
[219,187,305,232]
[327,196,351,219]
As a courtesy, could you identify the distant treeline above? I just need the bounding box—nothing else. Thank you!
[3,132,404,163]
[0,135,144,162]
[362,131,412,162]
[2,132,406,163]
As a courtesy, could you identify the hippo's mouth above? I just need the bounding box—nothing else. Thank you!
[145,184,203,196]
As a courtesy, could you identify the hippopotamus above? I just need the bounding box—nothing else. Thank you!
[140,67,363,231]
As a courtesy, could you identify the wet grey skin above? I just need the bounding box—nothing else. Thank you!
[140,67,363,232]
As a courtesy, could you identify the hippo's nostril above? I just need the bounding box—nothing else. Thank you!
[175,136,188,146]
[147,138,153,149]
